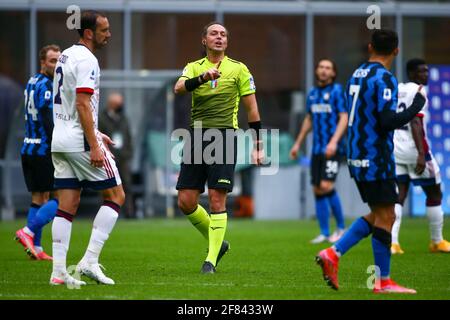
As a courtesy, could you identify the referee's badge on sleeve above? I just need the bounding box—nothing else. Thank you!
[249,77,256,91]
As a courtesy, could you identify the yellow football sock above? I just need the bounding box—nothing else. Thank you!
[187,205,210,240]
[206,212,227,266]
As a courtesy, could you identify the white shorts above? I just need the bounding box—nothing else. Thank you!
[396,154,441,186]
[52,148,122,190]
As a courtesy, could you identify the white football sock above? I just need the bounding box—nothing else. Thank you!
[23,226,34,237]
[426,205,444,243]
[391,203,403,244]
[52,217,72,274]
[331,246,341,258]
[82,205,119,264]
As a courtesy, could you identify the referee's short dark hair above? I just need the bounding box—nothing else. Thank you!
[406,58,427,75]
[370,29,398,55]
[77,10,107,38]
[202,21,229,38]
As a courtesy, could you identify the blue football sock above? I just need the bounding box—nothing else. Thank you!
[315,195,330,237]
[27,199,58,246]
[334,217,372,256]
[326,190,345,230]
[26,203,40,230]
[372,227,392,279]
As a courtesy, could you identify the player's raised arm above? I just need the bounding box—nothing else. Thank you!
[76,92,104,168]
[379,85,426,132]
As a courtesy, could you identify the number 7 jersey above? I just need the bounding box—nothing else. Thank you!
[346,61,398,182]
[52,44,101,153]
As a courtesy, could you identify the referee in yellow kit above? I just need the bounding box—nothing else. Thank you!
[174,21,264,274]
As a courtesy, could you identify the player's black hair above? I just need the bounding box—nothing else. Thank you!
[77,10,107,37]
[370,29,398,55]
[315,58,337,81]
[406,58,427,75]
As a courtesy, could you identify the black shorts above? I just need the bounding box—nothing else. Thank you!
[355,179,399,206]
[176,128,237,193]
[21,154,55,192]
[310,154,340,187]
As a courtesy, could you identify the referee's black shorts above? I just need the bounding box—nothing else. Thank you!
[21,153,55,192]
[355,179,399,206]
[176,128,237,194]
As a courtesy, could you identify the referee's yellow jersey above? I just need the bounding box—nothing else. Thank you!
[179,56,256,129]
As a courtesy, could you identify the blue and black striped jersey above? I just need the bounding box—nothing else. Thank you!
[346,61,398,182]
[21,73,54,156]
[306,82,347,155]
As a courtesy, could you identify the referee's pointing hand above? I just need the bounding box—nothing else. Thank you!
[202,67,221,82]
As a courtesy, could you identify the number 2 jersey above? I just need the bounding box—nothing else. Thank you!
[21,73,54,156]
[52,44,101,153]
[393,82,429,164]
[346,61,398,182]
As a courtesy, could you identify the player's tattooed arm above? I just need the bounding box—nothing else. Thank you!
[410,116,426,175]
[290,114,312,160]
[76,92,105,168]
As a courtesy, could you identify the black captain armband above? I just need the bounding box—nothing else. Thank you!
[249,121,263,150]
[185,73,206,92]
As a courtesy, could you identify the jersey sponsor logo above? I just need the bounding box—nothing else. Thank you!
[348,159,370,168]
[352,68,370,78]
[23,137,42,144]
[55,112,72,121]
[311,103,332,113]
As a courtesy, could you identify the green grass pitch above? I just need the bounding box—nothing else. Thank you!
[1,217,449,300]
